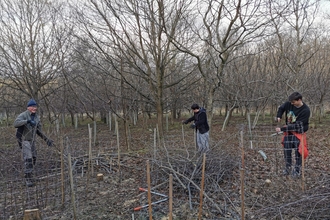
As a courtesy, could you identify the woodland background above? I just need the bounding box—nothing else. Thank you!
[1,0,330,219]
[0,0,330,132]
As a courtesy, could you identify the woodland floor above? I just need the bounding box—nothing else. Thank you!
[1,115,330,219]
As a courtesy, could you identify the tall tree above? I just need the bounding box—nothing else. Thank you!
[269,0,321,94]
[0,0,71,106]
[73,0,196,135]
[170,0,271,129]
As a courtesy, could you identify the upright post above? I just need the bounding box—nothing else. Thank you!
[147,160,153,220]
[198,153,206,220]
[68,153,77,220]
[169,174,173,220]
[240,130,245,220]
[23,209,41,220]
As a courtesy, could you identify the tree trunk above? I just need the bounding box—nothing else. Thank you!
[156,100,164,137]
[222,102,237,131]
[206,87,215,133]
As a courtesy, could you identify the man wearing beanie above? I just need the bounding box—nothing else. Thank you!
[182,104,210,152]
[14,99,53,187]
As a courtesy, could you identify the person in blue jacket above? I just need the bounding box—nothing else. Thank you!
[183,104,210,152]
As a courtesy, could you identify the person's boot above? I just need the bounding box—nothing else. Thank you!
[292,170,301,178]
[24,173,34,187]
[33,157,37,166]
[32,157,39,181]
[292,166,301,178]
[24,158,35,186]
[283,167,291,176]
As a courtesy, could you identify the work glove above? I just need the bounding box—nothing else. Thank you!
[27,120,36,127]
[190,123,196,129]
[182,120,188,124]
[46,139,54,147]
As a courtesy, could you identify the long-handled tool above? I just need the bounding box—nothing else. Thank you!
[271,116,283,136]
[270,131,283,137]
[138,187,168,198]
[133,198,168,211]
[133,187,168,211]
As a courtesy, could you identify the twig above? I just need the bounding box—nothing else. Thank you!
[158,164,224,215]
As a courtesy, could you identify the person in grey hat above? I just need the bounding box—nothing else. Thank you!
[14,99,54,187]
[183,104,210,152]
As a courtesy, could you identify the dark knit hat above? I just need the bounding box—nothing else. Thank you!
[27,99,37,107]
[191,104,200,110]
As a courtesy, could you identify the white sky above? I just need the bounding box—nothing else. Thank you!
[320,0,330,13]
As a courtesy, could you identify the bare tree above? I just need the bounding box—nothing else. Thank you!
[220,48,274,130]
[303,35,330,120]
[71,0,197,135]
[0,0,71,109]
[170,0,271,130]
[269,0,321,93]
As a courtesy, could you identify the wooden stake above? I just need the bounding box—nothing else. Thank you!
[153,128,157,165]
[93,121,97,147]
[156,124,161,149]
[68,153,77,220]
[86,124,92,191]
[88,124,93,178]
[114,114,118,134]
[74,114,78,129]
[97,173,104,181]
[166,113,168,132]
[181,124,186,149]
[240,130,245,220]
[147,160,153,220]
[60,137,65,206]
[110,111,112,131]
[23,209,41,220]
[198,153,206,220]
[56,119,60,133]
[116,119,121,173]
[169,174,173,220]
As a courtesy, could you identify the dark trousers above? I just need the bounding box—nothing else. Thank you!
[283,135,301,172]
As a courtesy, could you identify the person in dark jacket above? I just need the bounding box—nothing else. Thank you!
[275,92,310,178]
[14,99,53,187]
[183,104,210,152]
